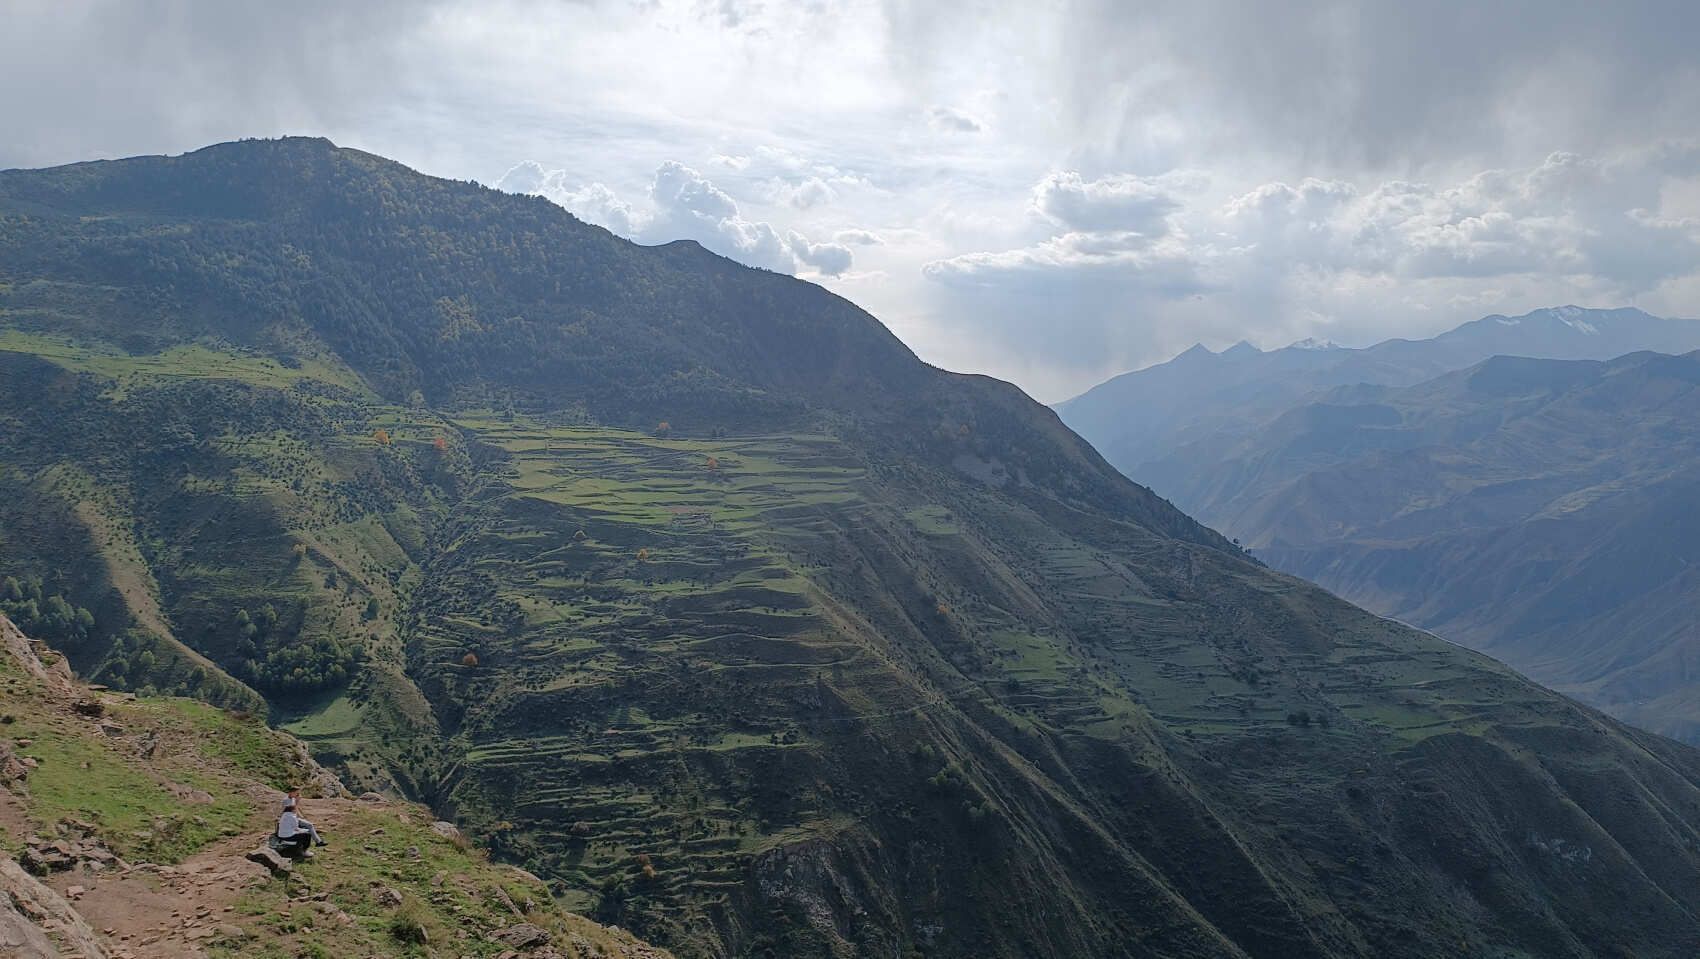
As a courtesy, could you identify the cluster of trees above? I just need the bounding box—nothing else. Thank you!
[94,632,262,711]
[228,604,361,695]
[240,635,361,694]
[1,576,96,647]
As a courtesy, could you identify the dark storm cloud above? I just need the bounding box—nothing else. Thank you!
[1049,0,1700,172]
[0,0,424,169]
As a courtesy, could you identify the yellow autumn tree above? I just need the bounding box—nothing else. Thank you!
[372,428,392,445]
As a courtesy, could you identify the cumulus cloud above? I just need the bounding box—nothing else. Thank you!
[496,162,647,235]
[651,160,740,221]
[926,147,1700,397]
[788,233,854,275]
[1222,149,1700,290]
[1029,171,1186,236]
[499,158,856,278]
[778,176,836,209]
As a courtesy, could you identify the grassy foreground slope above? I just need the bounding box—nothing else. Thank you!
[3,139,1700,957]
[0,612,670,958]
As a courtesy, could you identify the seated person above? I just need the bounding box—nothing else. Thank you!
[275,794,325,858]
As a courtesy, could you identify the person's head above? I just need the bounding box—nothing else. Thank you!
[282,796,297,812]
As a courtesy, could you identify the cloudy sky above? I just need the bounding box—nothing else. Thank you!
[6,0,1700,401]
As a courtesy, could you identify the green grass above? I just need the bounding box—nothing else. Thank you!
[0,327,368,395]
[2,688,260,863]
[905,505,961,535]
[281,693,364,741]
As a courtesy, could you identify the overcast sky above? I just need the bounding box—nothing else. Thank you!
[6,0,1700,401]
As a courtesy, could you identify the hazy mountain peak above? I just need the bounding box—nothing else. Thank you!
[1543,304,1600,332]
[1059,304,1700,507]
[1288,336,1343,351]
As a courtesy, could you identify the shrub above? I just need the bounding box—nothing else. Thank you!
[388,899,430,945]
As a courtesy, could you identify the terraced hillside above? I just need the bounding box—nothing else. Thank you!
[7,139,1700,958]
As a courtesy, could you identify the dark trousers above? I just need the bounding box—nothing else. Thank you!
[277,830,316,855]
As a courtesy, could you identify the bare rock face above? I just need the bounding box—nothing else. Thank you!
[0,855,109,958]
[0,894,57,959]
[429,820,462,841]
[0,614,51,684]
[493,922,552,949]
[0,739,31,787]
[288,740,350,799]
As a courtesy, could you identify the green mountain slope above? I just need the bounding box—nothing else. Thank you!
[1143,350,1700,743]
[6,139,1700,957]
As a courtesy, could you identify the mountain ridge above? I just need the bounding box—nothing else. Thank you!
[1056,306,1700,496]
[6,139,1700,956]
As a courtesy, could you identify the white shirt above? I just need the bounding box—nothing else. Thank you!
[277,810,301,838]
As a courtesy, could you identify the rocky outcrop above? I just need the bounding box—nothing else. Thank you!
[0,738,34,789]
[244,845,293,876]
[494,922,552,949]
[0,855,109,959]
[1,614,51,685]
[17,820,124,876]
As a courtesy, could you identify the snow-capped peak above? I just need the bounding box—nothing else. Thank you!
[1546,306,1599,334]
[1289,337,1343,351]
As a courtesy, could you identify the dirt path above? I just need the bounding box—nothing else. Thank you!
[51,798,366,959]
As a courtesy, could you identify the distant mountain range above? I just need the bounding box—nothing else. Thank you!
[1060,310,1700,743]
[1058,306,1700,489]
